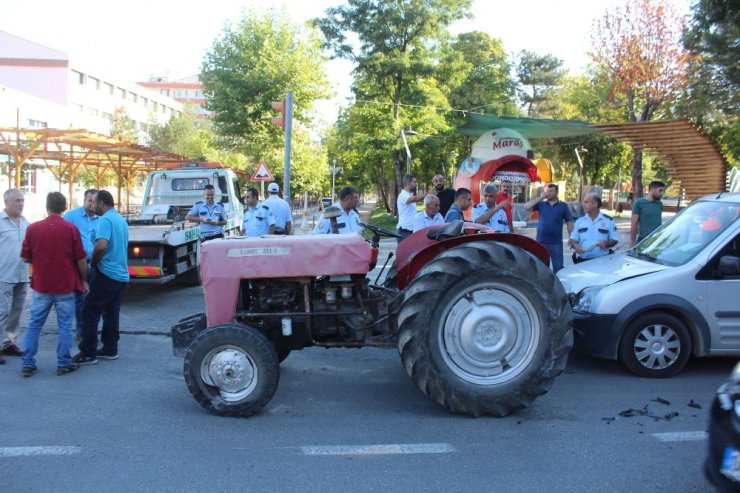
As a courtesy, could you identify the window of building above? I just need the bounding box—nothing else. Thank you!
[72,70,85,85]
[104,82,114,95]
[27,119,47,128]
[118,88,126,99]
[194,90,204,98]
[175,89,187,98]
[129,92,138,103]
[102,112,113,121]
[141,97,148,107]
[87,108,99,117]
[160,89,170,97]
[151,102,158,113]
[89,77,100,90]
[71,103,83,112]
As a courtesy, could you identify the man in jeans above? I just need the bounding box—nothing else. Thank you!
[20,192,88,376]
[525,183,574,273]
[73,190,129,365]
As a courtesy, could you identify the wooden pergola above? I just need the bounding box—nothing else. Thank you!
[0,126,192,212]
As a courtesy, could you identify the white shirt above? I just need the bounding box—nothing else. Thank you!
[471,203,510,233]
[412,211,444,232]
[396,190,417,230]
[264,194,293,231]
[0,210,29,283]
[313,204,362,235]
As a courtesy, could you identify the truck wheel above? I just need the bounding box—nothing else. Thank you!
[177,267,201,287]
[183,324,279,417]
[397,242,573,417]
[618,312,691,378]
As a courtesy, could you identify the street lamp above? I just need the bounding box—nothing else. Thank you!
[400,128,417,175]
[330,160,342,202]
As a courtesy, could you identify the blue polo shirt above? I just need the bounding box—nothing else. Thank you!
[533,200,573,244]
[95,208,130,283]
[63,206,99,260]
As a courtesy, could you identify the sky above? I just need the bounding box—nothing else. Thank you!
[1,0,692,122]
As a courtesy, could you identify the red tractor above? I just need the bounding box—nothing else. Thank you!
[172,213,573,417]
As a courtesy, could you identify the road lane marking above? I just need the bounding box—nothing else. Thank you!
[651,431,708,442]
[0,446,81,457]
[300,443,455,456]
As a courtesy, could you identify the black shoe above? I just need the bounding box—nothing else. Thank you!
[97,350,119,360]
[21,366,37,377]
[57,363,80,375]
[71,353,98,365]
[2,344,23,356]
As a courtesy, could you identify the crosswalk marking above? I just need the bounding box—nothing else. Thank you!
[300,443,455,456]
[0,446,82,457]
[651,431,708,442]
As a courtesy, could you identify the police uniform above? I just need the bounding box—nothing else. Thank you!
[412,211,444,232]
[242,203,275,237]
[570,212,618,260]
[471,203,509,233]
[313,204,362,235]
[188,200,227,240]
[263,194,292,234]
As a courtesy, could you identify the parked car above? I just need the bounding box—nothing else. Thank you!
[558,192,740,377]
[706,361,740,492]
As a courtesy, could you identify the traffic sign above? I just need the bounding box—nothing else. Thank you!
[251,161,274,181]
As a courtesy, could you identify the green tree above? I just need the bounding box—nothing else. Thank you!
[315,0,472,213]
[200,8,331,163]
[515,50,566,117]
[147,104,204,158]
[110,107,136,142]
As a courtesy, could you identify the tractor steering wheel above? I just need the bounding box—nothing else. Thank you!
[358,222,401,238]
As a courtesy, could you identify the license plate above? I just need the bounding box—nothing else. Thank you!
[721,446,740,482]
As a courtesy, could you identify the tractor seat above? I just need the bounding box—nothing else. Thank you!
[427,220,463,241]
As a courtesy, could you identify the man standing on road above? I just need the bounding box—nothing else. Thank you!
[412,194,444,232]
[241,187,275,237]
[20,192,88,377]
[496,181,515,233]
[396,175,425,243]
[314,186,362,235]
[64,188,99,339]
[264,183,292,235]
[433,174,455,218]
[444,188,473,222]
[186,184,227,242]
[0,188,29,365]
[472,184,510,232]
[525,183,574,273]
[72,190,129,366]
[630,180,665,246]
[569,193,618,263]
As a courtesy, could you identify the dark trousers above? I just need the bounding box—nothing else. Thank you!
[74,268,93,336]
[79,271,127,356]
[396,228,412,244]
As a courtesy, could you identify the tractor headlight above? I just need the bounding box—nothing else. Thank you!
[572,285,606,313]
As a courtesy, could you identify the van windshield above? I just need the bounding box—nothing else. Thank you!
[630,199,739,266]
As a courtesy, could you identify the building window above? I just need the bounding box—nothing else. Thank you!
[129,92,138,103]
[27,119,47,128]
[151,102,158,113]
[175,89,187,98]
[87,107,99,117]
[102,112,113,121]
[104,82,114,95]
[118,88,126,99]
[160,89,170,97]
[194,90,204,98]
[89,77,100,90]
[72,70,85,85]
[141,97,148,107]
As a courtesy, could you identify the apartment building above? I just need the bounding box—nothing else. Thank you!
[0,30,182,140]
[138,75,209,122]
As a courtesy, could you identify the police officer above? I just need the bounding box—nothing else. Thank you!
[185,184,227,242]
[472,184,510,232]
[242,187,275,236]
[569,192,618,263]
[313,186,362,235]
[263,183,293,235]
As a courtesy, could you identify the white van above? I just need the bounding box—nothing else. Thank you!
[557,193,740,377]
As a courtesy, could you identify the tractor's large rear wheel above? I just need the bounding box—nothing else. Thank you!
[397,242,573,417]
[184,324,279,417]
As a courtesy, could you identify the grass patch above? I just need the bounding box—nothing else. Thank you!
[368,204,397,230]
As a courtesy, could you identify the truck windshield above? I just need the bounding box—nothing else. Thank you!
[630,199,739,266]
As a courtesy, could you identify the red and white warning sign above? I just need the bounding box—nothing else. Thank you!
[251,161,274,181]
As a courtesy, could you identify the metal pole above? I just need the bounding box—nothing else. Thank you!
[400,129,411,175]
[283,91,293,200]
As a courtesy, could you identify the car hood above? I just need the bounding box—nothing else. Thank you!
[557,252,672,294]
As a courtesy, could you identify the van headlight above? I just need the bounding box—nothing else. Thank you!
[573,285,606,313]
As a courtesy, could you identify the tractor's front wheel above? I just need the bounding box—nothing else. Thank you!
[184,324,279,417]
[397,242,573,417]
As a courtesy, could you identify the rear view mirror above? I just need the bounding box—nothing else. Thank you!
[718,255,740,276]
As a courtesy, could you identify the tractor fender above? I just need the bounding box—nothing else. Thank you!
[395,224,550,290]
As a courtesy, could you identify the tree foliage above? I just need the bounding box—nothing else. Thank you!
[589,0,692,196]
[516,50,565,117]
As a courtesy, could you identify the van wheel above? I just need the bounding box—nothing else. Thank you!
[184,324,279,417]
[618,313,691,378]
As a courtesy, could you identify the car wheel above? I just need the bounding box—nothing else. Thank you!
[618,312,692,378]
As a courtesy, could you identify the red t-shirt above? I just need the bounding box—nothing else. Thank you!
[496,191,513,228]
[21,214,86,294]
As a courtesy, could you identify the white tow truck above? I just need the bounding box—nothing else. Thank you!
[126,162,243,284]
